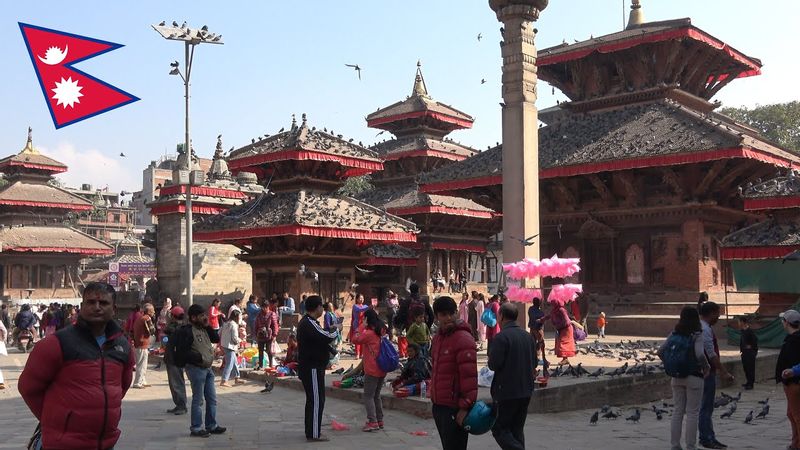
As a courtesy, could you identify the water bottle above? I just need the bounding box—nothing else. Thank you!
[420,381,427,398]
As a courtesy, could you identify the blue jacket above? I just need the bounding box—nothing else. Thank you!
[14,310,36,329]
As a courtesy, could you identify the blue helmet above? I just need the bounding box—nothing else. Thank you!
[462,401,496,435]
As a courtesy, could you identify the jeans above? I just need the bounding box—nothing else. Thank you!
[165,362,186,410]
[698,373,716,444]
[492,397,530,450]
[432,403,468,450]
[363,375,385,422]
[222,348,240,382]
[185,365,218,432]
[671,375,704,450]
[133,348,148,386]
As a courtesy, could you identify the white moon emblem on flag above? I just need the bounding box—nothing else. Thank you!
[37,45,68,65]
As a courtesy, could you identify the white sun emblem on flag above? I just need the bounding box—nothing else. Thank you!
[51,76,84,108]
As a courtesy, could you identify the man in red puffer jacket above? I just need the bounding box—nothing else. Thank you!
[19,282,134,450]
[430,296,478,450]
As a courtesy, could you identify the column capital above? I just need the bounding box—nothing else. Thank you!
[489,0,547,22]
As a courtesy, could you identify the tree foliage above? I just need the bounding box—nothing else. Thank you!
[720,101,800,152]
[336,175,374,197]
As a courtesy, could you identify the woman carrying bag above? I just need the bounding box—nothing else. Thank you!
[658,306,710,450]
[220,310,245,387]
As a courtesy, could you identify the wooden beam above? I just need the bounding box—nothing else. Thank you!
[614,172,639,207]
[659,167,685,203]
[549,179,577,211]
[585,174,614,206]
[693,160,728,198]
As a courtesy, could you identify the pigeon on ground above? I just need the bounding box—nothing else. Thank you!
[600,405,611,413]
[590,411,599,425]
[625,408,640,423]
[720,408,735,419]
[588,368,604,378]
[602,410,620,419]
[744,410,754,424]
[758,397,770,405]
[656,411,663,421]
[756,405,770,419]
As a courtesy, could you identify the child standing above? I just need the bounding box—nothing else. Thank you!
[739,315,758,390]
[597,312,607,338]
[406,312,431,356]
[351,309,387,432]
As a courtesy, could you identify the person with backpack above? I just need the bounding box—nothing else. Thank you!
[658,306,710,450]
[172,304,226,438]
[352,309,389,432]
[255,300,280,369]
[394,283,434,331]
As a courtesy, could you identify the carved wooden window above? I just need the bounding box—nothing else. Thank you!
[625,244,645,285]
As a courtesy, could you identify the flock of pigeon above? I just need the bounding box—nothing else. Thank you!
[589,393,772,426]
[547,339,665,379]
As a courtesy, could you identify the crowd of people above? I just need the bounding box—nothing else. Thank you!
[8,283,800,450]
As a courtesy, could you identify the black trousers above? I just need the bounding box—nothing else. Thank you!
[432,404,468,450]
[257,340,274,368]
[741,349,757,387]
[492,397,530,450]
[299,366,326,439]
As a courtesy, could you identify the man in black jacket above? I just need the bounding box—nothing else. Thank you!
[488,302,537,450]
[393,283,434,331]
[173,304,225,438]
[297,295,339,442]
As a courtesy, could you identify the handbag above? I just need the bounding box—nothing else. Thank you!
[270,339,280,355]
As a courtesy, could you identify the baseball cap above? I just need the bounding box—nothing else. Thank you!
[780,310,800,326]
[171,306,185,317]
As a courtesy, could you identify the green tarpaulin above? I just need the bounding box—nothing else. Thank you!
[727,300,800,348]
[732,260,800,293]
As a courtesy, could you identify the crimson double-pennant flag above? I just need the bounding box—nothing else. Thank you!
[19,23,139,129]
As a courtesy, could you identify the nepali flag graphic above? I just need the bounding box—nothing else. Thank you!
[19,23,139,129]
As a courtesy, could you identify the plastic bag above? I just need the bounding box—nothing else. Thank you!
[409,431,429,436]
[477,366,494,387]
[331,420,350,431]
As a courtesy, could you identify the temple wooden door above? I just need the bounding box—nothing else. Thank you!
[584,240,614,285]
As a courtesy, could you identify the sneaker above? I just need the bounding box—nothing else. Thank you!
[173,408,187,415]
[307,435,330,442]
[712,440,727,449]
[190,430,210,438]
[378,421,384,429]
[207,426,227,435]
[362,422,380,432]
[700,441,725,449]
[166,407,179,414]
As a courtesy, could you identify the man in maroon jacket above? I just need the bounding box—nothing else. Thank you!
[19,282,134,450]
[430,295,478,450]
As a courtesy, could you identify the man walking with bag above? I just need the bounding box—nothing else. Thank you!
[489,302,537,450]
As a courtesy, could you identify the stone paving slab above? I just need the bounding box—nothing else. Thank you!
[0,349,795,449]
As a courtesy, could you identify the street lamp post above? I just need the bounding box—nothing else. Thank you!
[153,22,223,305]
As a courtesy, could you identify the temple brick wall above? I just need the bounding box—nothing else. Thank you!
[156,213,251,307]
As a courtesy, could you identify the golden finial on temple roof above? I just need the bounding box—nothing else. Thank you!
[412,61,429,98]
[626,0,645,30]
[21,126,39,154]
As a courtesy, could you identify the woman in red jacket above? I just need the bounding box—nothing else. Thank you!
[352,309,387,432]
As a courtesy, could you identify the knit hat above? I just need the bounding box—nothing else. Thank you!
[171,306,185,317]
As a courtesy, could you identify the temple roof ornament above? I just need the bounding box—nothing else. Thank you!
[411,61,429,98]
[208,134,232,181]
[626,0,645,30]
[743,170,800,199]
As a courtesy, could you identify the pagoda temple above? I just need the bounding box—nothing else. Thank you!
[358,65,501,295]
[721,170,800,317]
[193,114,418,304]
[0,128,112,303]
[149,136,264,305]
[420,5,800,334]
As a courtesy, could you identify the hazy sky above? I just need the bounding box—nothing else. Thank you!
[2,1,798,193]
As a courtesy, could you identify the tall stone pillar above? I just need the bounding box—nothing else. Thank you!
[489,0,547,266]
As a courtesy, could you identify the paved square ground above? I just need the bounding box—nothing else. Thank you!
[0,350,791,449]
